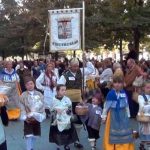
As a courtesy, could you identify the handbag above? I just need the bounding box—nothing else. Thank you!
[137,94,150,122]
[133,76,144,87]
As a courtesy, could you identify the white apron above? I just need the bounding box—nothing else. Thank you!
[44,87,56,109]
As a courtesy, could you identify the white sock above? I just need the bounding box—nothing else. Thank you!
[88,138,96,147]
[31,137,36,149]
[26,137,33,150]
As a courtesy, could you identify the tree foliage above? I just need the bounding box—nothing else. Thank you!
[0,0,150,59]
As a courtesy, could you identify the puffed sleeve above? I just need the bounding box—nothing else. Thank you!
[80,61,95,76]
[36,72,45,91]
[138,95,145,113]
[19,94,27,121]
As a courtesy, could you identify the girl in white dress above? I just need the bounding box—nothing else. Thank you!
[138,80,150,150]
[49,84,78,150]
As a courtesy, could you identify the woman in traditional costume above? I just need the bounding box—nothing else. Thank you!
[19,76,46,150]
[0,61,21,120]
[36,62,57,116]
[137,80,150,150]
[49,84,78,150]
[102,69,135,150]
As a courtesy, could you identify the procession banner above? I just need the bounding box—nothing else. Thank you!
[49,9,81,51]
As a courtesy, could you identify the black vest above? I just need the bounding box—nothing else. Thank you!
[63,70,82,89]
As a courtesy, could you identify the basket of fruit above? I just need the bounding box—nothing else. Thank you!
[75,104,88,116]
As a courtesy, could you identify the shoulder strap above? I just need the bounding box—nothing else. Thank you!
[142,94,148,102]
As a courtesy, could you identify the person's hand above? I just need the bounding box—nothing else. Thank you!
[102,118,106,124]
[56,109,63,114]
[26,117,36,123]
[124,82,126,87]
[0,95,8,107]
[52,80,56,87]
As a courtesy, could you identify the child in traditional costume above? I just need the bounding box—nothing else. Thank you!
[137,80,150,150]
[80,93,102,150]
[19,77,46,150]
[49,84,78,150]
[102,69,135,150]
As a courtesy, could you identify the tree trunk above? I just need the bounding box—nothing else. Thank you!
[21,37,25,60]
[2,50,5,60]
[73,51,76,57]
[133,27,140,60]
[55,52,58,61]
[119,38,123,63]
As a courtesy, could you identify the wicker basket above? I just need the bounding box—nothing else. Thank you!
[75,105,88,116]
[137,115,150,123]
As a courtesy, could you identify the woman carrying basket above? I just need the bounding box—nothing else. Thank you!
[137,80,150,150]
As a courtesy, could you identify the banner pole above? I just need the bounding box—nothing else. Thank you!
[82,0,85,101]
[43,19,49,59]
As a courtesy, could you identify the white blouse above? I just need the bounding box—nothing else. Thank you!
[138,94,150,116]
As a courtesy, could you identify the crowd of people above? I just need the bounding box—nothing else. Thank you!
[0,51,150,150]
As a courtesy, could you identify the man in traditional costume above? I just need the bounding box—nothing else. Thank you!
[57,56,95,148]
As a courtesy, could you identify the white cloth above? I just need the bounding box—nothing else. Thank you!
[51,96,72,132]
[57,61,95,85]
[100,68,113,83]
[86,68,99,81]
[138,94,150,116]
[53,68,59,81]
[19,90,46,122]
[0,118,5,144]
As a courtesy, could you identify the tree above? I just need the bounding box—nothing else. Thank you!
[0,0,150,59]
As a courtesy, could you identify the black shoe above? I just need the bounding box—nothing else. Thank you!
[74,142,83,149]
[139,143,146,150]
[64,145,70,150]
[57,148,60,150]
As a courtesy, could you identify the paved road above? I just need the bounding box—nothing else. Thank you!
[5,119,139,150]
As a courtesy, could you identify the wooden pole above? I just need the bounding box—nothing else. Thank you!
[119,38,123,63]
[82,0,85,100]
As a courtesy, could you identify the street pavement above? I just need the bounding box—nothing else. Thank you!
[5,119,139,150]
